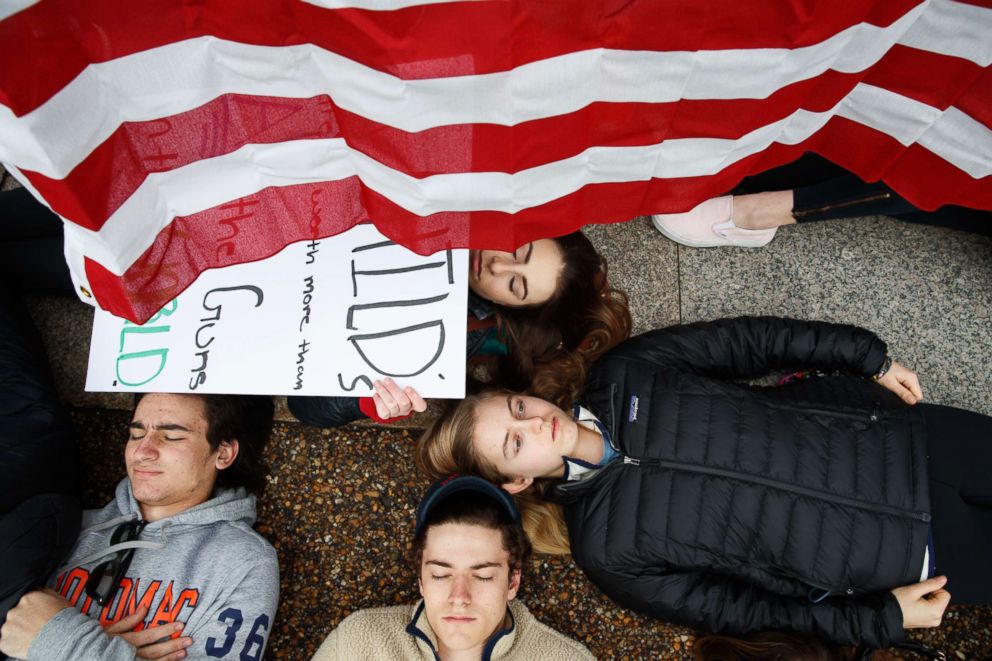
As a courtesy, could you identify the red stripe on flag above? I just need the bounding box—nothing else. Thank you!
[864,44,990,111]
[22,94,339,230]
[85,177,372,322]
[949,67,992,130]
[807,116,992,211]
[0,0,924,115]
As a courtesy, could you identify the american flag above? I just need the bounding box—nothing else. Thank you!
[1,0,989,323]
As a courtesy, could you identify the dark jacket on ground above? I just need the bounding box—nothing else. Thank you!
[547,316,930,649]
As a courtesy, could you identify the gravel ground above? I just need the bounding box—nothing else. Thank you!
[71,409,992,660]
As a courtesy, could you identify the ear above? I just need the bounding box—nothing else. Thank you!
[506,569,521,601]
[214,439,239,471]
[417,575,425,599]
[501,476,532,495]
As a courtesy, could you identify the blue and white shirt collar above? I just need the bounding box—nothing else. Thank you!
[561,405,618,482]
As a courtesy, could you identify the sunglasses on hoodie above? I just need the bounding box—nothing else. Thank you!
[84,519,147,607]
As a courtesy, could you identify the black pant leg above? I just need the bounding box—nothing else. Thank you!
[791,174,991,234]
[0,280,80,511]
[0,494,81,625]
[734,157,991,234]
[733,152,850,192]
[0,279,82,626]
[920,402,992,604]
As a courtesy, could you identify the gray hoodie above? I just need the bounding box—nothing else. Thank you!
[25,478,279,661]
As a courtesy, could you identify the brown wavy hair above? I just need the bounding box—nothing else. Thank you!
[416,392,571,555]
[693,632,860,661]
[487,231,631,404]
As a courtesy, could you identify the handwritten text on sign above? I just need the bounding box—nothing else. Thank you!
[86,225,467,396]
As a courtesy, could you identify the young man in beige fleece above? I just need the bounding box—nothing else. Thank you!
[312,476,594,661]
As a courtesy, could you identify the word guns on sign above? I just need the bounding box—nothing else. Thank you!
[86,225,468,397]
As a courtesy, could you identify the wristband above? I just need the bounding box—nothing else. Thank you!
[872,355,893,381]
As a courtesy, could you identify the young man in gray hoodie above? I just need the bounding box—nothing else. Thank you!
[0,384,279,659]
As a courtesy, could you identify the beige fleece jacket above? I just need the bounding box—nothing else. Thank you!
[311,599,595,660]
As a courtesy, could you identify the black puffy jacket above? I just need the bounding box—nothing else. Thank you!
[547,317,930,648]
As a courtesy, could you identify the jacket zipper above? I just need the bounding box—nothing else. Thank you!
[621,456,929,522]
[766,402,881,423]
[792,191,892,219]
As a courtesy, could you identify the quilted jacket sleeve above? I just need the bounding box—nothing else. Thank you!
[584,562,906,649]
[614,316,887,380]
[287,395,365,428]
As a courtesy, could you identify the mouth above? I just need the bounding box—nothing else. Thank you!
[472,251,482,279]
[551,416,558,442]
[443,615,477,623]
[132,467,162,477]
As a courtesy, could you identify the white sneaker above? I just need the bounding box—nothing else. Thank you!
[652,196,777,248]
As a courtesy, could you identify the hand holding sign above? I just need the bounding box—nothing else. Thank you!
[372,378,427,420]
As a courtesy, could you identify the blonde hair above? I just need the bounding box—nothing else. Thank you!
[416,393,571,555]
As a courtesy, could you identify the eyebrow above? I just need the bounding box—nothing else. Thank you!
[425,560,504,571]
[502,395,514,459]
[128,422,193,433]
[521,243,533,300]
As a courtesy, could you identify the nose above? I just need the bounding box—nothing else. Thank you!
[486,252,519,276]
[525,415,544,435]
[133,436,159,461]
[449,576,471,606]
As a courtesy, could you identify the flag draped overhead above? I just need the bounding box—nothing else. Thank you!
[1,0,989,323]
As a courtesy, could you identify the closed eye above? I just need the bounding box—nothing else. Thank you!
[508,276,524,300]
[475,575,495,582]
[431,574,451,580]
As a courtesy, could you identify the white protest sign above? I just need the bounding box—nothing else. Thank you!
[86,224,467,396]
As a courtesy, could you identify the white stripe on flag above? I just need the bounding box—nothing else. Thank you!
[0,3,952,177]
[898,0,992,66]
[74,83,990,277]
[838,85,992,178]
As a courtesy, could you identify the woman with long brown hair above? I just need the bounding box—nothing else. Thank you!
[289,230,631,426]
[416,316,992,649]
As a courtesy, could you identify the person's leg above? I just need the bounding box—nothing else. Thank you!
[0,279,81,625]
[919,402,992,604]
[0,187,75,295]
[653,166,990,245]
[0,281,79,511]
[0,494,80,624]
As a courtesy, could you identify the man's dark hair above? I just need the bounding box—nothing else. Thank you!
[409,491,532,576]
[135,393,274,493]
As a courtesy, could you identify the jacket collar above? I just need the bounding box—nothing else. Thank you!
[405,600,516,661]
[468,291,498,321]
